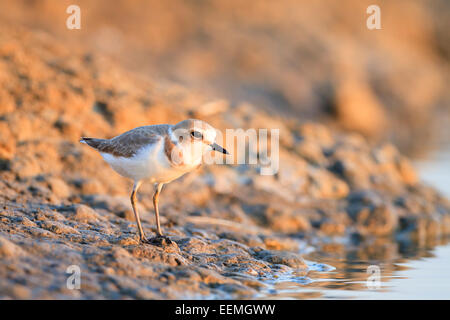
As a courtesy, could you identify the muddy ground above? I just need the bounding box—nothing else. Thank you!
[0,22,449,299]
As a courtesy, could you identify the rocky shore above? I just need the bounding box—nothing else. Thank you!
[0,23,449,299]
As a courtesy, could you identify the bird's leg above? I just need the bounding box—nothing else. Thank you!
[148,183,174,246]
[153,183,164,236]
[130,181,147,242]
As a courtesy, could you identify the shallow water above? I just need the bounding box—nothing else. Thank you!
[259,238,450,299]
[260,147,450,300]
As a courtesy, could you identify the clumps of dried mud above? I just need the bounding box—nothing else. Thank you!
[0,23,449,299]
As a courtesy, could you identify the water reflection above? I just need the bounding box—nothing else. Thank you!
[260,236,450,299]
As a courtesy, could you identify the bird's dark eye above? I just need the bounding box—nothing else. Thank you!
[190,131,203,139]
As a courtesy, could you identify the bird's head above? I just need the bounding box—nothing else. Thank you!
[170,119,228,166]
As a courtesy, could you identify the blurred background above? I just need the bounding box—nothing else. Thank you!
[0,0,449,300]
[1,0,449,158]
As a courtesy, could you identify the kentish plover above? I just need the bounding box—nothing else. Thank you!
[80,119,228,244]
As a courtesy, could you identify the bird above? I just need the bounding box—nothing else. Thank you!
[80,119,229,245]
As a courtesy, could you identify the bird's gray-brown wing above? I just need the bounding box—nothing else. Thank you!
[81,124,171,158]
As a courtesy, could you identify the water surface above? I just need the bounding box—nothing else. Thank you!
[260,239,450,299]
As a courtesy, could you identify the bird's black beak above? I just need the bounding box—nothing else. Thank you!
[210,142,229,155]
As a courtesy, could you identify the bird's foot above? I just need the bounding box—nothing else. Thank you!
[142,235,174,246]
[139,236,149,244]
